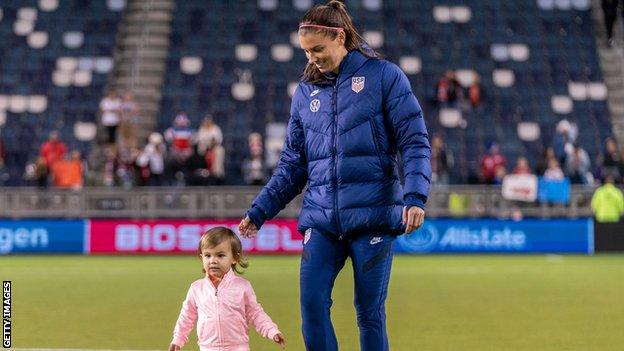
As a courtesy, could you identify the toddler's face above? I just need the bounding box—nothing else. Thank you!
[200,241,237,280]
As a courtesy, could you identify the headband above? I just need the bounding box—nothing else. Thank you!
[299,23,344,32]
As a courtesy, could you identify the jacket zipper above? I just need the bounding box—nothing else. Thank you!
[332,81,344,239]
[215,287,222,351]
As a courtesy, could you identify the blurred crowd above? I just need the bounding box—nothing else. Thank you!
[12,88,275,189]
[435,69,485,112]
[431,118,624,186]
[427,69,619,187]
[3,81,622,189]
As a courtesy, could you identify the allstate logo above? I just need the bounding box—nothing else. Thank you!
[397,222,439,253]
[309,99,320,112]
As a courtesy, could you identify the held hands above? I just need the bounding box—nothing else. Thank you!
[402,206,425,234]
[273,333,286,348]
[168,344,180,351]
[238,216,259,238]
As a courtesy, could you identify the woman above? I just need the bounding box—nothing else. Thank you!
[239,1,431,350]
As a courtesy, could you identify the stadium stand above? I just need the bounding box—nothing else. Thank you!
[0,0,615,186]
[0,0,123,185]
[158,0,611,184]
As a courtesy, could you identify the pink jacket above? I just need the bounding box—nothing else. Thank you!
[171,269,280,351]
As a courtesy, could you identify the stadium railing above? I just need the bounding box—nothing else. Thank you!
[0,185,594,219]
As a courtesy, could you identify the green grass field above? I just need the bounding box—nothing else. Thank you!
[2,254,624,351]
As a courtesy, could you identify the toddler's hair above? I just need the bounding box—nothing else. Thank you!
[198,226,249,274]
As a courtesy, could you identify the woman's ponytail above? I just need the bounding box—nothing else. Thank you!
[327,0,345,11]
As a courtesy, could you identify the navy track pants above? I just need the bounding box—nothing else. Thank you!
[300,229,395,351]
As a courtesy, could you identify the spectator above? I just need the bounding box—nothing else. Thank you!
[535,147,556,176]
[40,131,67,171]
[196,115,223,156]
[512,156,533,175]
[480,141,506,184]
[51,150,84,189]
[436,70,462,107]
[165,112,195,180]
[600,137,620,182]
[119,91,139,150]
[430,134,453,184]
[137,132,166,186]
[99,90,122,144]
[565,144,592,184]
[467,71,485,110]
[543,158,565,180]
[591,175,624,222]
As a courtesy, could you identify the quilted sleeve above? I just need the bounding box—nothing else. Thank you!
[382,62,431,208]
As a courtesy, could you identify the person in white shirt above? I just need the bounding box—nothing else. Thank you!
[99,90,122,144]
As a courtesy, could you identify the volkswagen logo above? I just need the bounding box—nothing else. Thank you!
[309,99,320,112]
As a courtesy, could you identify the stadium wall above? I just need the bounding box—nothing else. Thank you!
[0,218,598,255]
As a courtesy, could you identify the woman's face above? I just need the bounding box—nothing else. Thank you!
[299,30,347,74]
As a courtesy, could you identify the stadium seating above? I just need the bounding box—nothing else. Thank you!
[0,0,122,185]
[159,0,610,183]
[0,0,611,185]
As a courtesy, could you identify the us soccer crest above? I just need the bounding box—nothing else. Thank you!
[352,76,365,93]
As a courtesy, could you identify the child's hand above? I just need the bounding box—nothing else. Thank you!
[168,343,180,351]
[238,216,259,238]
[273,333,286,348]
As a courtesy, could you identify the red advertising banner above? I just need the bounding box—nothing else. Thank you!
[88,219,303,254]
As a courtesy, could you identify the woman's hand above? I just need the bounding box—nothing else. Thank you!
[273,333,286,348]
[168,343,180,351]
[402,206,425,234]
[238,216,259,238]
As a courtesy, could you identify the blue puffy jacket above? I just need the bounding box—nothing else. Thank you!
[247,50,431,238]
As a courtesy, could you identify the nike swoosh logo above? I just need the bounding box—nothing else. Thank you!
[370,237,383,245]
